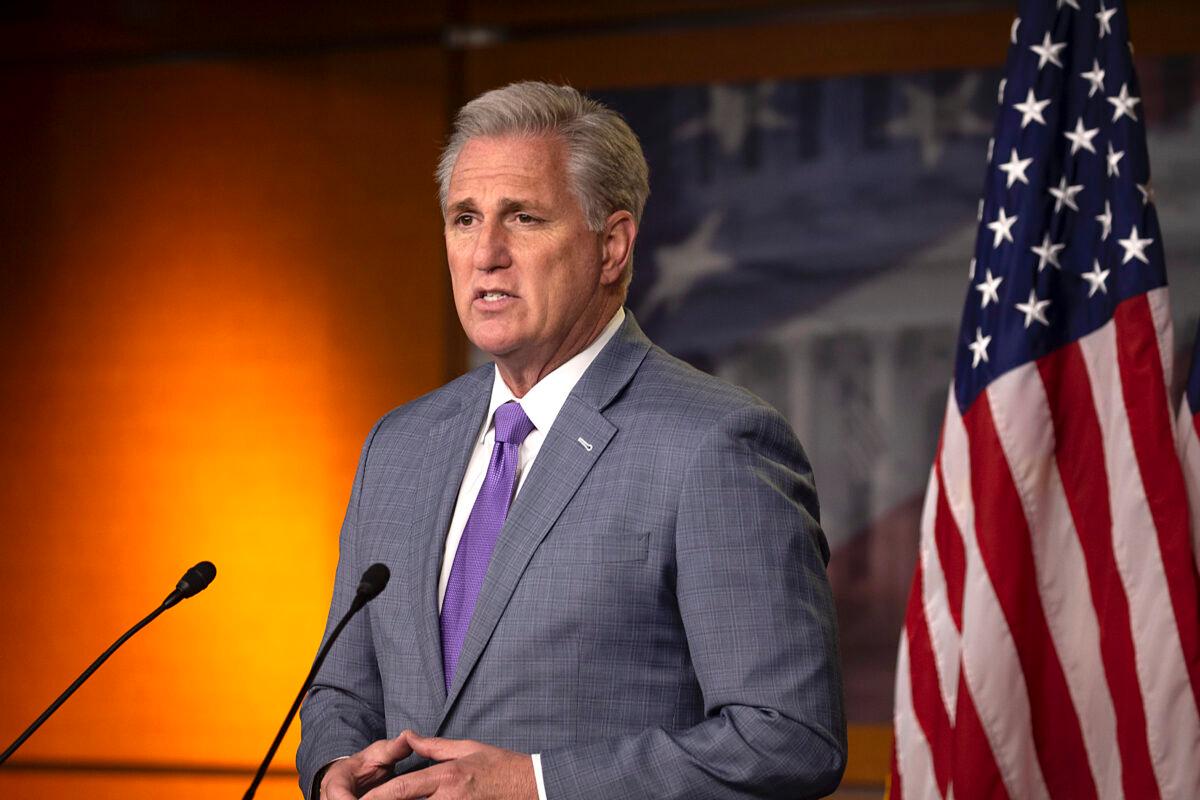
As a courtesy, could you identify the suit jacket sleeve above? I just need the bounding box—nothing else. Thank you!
[538,402,847,799]
[296,417,389,798]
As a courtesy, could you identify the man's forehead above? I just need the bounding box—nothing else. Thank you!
[446,134,571,201]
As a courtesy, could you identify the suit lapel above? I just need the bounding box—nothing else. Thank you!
[407,370,491,703]
[436,311,652,727]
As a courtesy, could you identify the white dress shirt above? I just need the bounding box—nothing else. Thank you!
[436,307,624,800]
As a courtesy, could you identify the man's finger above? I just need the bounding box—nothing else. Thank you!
[403,731,478,762]
[365,733,414,766]
[321,782,359,800]
[359,763,445,800]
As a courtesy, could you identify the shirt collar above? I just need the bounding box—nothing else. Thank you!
[482,307,625,440]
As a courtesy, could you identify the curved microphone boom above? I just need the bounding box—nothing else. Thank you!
[0,560,217,767]
[243,563,391,799]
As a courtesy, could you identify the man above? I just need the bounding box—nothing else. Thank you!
[298,81,845,799]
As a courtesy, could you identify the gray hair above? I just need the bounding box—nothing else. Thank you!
[437,82,650,286]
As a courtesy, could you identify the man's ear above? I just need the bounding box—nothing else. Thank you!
[599,210,637,287]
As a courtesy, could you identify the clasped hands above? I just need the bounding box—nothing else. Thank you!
[320,730,537,800]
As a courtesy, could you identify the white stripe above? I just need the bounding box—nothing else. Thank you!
[1147,288,1176,427]
[986,362,1120,795]
[1077,310,1200,799]
[894,634,942,800]
[919,452,961,724]
[941,394,1051,800]
[1178,402,1200,571]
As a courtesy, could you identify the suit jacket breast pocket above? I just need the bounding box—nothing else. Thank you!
[544,521,650,564]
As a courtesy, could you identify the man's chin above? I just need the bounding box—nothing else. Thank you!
[467,332,521,362]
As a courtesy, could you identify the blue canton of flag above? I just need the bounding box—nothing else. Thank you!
[957,0,1163,408]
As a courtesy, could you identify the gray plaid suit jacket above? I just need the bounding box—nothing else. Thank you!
[297,312,846,798]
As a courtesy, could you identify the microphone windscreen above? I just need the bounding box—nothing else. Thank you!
[356,563,390,601]
[176,561,217,598]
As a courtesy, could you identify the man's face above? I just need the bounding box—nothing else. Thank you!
[444,135,616,379]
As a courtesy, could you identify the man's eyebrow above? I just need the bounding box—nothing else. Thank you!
[446,197,546,216]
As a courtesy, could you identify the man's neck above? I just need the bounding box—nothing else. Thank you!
[496,305,623,398]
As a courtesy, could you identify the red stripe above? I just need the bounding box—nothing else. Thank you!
[1114,296,1200,715]
[950,667,1009,799]
[904,558,952,797]
[963,393,1098,800]
[1037,346,1159,799]
[888,728,904,800]
[933,449,966,632]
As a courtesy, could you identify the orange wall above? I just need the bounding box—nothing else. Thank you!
[0,47,449,795]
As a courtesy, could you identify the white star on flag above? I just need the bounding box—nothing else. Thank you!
[1064,117,1100,155]
[1010,17,1021,45]
[987,207,1018,248]
[1057,0,1080,9]
[969,257,977,280]
[998,148,1033,188]
[1015,289,1051,328]
[1137,182,1155,205]
[1081,59,1106,96]
[1049,176,1084,213]
[1096,200,1113,240]
[975,269,1003,308]
[997,79,1007,104]
[1081,259,1110,297]
[1013,88,1051,128]
[1030,32,1067,70]
[968,327,992,367]
[1106,142,1124,177]
[1031,233,1065,271]
[1096,2,1117,38]
[1107,82,1141,122]
[1117,225,1153,264]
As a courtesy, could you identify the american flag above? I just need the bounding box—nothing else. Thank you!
[889,1,1200,798]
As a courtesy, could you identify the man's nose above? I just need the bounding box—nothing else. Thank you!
[473,219,512,271]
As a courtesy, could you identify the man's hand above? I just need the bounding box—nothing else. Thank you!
[359,732,537,800]
[320,736,413,800]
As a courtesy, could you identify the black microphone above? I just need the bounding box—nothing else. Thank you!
[243,563,391,800]
[0,560,217,767]
[163,560,217,608]
[354,562,390,605]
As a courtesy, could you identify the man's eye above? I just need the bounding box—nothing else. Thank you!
[515,213,538,224]
[455,214,475,227]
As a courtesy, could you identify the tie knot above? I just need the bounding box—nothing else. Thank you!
[493,402,535,445]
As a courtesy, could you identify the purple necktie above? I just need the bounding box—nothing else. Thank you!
[440,401,535,690]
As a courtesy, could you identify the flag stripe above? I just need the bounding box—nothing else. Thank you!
[888,736,904,800]
[902,562,951,798]
[951,668,1010,800]
[933,454,966,633]
[941,398,1049,800]
[917,457,961,729]
[894,633,940,800]
[1037,345,1159,800]
[1179,403,1200,570]
[1113,295,1200,716]
[963,391,1097,800]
